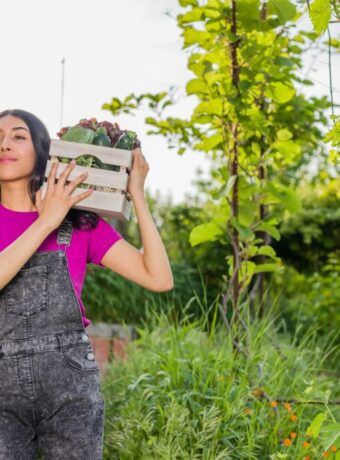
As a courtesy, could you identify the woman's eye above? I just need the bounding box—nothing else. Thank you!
[15,135,25,140]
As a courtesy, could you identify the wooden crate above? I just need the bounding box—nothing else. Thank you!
[41,139,133,220]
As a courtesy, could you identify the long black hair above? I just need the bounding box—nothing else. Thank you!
[0,109,99,230]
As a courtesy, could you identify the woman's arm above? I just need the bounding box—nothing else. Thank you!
[0,218,54,290]
[100,147,173,292]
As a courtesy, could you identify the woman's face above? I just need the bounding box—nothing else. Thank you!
[0,115,36,184]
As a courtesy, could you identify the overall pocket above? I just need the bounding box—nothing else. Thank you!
[5,265,49,316]
[62,343,100,374]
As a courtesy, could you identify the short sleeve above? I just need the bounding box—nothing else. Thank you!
[87,217,124,267]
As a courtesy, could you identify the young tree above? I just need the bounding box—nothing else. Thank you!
[103,0,336,342]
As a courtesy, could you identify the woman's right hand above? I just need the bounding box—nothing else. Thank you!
[35,159,94,231]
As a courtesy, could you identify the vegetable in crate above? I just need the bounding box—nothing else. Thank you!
[55,118,141,193]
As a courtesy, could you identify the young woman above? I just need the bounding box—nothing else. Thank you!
[0,109,173,459]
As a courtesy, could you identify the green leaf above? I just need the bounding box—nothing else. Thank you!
[257,223,281,241]
[274,139,301,157]
[61,126,96,144]
[194,134,223,152]
[274,56,295,67]
[257,245,277,258]
[265,82,295,104]
[186,78,208,95]
[178,8,205,24]
[194,99,224,116]
[266,183,302,213]
[322,423,340,450]
[310,0,331,36]
[277,129,293,140]
[240,260,256,279]
[238,0,262,30]
[269,0,297,24]
[253,263,279,274]
[183,27,211,48]
[230,217,255,240]
[239,202,256,226]
[306,412,327,438]
[179,0,199,6]
[251,142,261,155]
[189,223,223,247]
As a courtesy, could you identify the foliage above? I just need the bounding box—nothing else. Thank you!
[83,179,340,341]
[273,252,340,342]
[83,258,207,326]
[274,179,340,272]
[101,307,340,459]
[102,0,338,322]
[307,0,340,36]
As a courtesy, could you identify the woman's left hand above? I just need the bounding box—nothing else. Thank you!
[127,147,149,197]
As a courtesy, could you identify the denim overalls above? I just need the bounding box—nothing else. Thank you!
[0,219,104,459]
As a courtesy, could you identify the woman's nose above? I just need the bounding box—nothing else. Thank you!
[0,139,11,151]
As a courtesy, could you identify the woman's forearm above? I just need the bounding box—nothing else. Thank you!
[131,191,173,291]
[0,218,54,291]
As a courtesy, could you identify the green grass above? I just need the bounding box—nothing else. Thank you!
[101,300,340,459]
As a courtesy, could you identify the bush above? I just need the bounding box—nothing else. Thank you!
[272,252,340,347]
[101,306,340,459]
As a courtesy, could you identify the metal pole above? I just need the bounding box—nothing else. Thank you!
[60,57,65,127]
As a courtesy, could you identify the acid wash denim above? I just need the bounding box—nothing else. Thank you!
[0,219,104,459]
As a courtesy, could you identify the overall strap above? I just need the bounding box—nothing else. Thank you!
[57,218,73,249]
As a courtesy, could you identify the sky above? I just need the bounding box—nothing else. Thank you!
[1,0,339,204]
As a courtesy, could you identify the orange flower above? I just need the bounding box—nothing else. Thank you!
[284,402,292,412]
[303,441,311,449]
[322,451,329,458]
[283,438,292,446]
[270,400,278,408]
[290,414,298,422]
[290,432,297,439]
[331,446,337,452]
[303,456,310,460]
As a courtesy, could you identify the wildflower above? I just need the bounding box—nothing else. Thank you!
[290,432,297,439]
[331,446,337,452]
[303,456,310,460]
[270,400,278,408]
[303,441,311,448]
[322,451,329,457]
[290,414,298,422]
[252,388,264,397]
[283,438,292,446]
[243,408,252,415]
[283,402,292,412]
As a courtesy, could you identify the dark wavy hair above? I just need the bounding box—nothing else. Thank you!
[0,109,99,230]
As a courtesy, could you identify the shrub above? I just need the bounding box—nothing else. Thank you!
[101,306,340,459]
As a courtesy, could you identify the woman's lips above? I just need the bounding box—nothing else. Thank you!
[0,159,17,163]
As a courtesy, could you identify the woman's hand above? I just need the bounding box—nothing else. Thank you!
[35,159,93,231]
[127,147,149,198]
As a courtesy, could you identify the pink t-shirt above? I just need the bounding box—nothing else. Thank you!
[0,203,124,328]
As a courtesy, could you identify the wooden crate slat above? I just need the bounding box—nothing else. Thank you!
[50,139,133,168]
[45,160,128,191]
[40,183,132,220]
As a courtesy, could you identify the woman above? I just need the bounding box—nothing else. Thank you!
[0,109,173,459]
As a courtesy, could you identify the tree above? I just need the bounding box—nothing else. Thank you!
[102,0,337,349]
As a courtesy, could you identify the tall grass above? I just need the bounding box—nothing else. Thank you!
[101,292,340,459]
